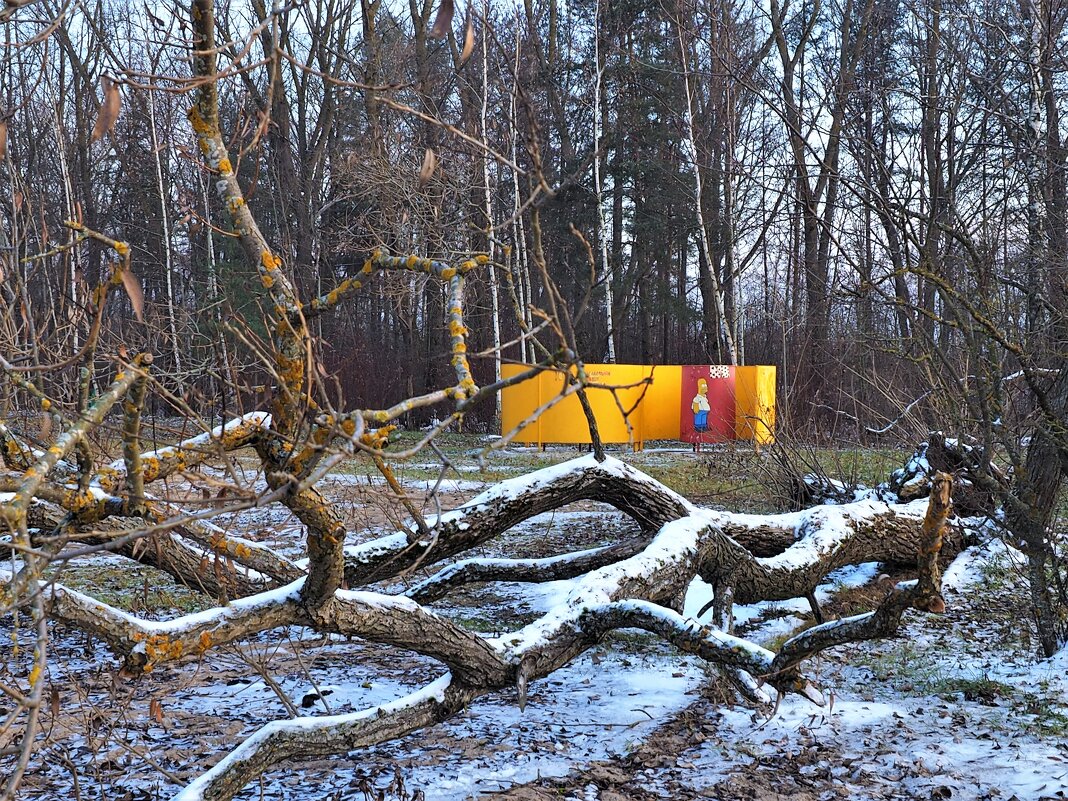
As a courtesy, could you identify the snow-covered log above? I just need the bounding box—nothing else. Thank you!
[70,457,948,801]
[342,454,691,585]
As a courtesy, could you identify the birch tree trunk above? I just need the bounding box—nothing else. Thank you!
[481,0,502,417]
[674,6,738,365]
[147,81,182,374]
[594,0,617,363]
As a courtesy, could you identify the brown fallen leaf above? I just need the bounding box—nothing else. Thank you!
[459,16,475,67]
[120,268,145,322]
[429,0,454,38]
[418,147,437,187]
[91,75,121,143]
[0,120,7,161]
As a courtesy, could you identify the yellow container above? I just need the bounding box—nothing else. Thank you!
[499,363,544,443]
[499,363,775,446]
[501,364,659,446]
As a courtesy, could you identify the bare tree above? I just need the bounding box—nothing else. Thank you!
[0,3,982,799]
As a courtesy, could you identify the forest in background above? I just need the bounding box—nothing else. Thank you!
[0,0,1063,441]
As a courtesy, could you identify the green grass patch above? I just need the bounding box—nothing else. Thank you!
[49,561,216,615]
[928,675,1013,704]
[801,446,910,488]
[1021,689,1068,736]
[762,619,814,653]
[860,641,1017,705]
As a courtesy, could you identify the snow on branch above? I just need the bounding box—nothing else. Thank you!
[405,541,648,604]
[98,411,270,491]
[341,455,692,584]
[39,576,309,673]
[172,676,463,801]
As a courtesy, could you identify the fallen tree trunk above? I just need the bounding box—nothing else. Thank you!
[25,496,297,599]
[153,461,957,801]
[27,455,964,670]
[7,450,964,801]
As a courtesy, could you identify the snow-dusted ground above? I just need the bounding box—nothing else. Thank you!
[12,452,1068,801]
[363,651,706,800]
[555,540,1068,801]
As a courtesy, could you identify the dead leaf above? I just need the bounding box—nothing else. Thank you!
[120,268,145,323]
[50,686,60,718]
[459,17,475,66]
[429,0,454,38]
[0,120,7,161]
[418,147,437,187]
[91,75,121,143]
[149,698,165,724]
[13,191,22,212]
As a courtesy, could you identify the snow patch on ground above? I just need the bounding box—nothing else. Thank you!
[366,650,706,799]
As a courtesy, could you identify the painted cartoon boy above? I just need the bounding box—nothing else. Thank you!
[691,378,710,433]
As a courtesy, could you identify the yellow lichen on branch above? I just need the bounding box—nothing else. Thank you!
[304,250,485,402]
[142,634,185,670]
[207,533,254,561]
[445,275,476,398]
[3,354,152,528]
[187,0,307,442]
[359,425,395,451]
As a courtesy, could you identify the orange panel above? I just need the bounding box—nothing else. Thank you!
[639,365,682,440]
[500,363,776,446]
[735,365,776,444]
